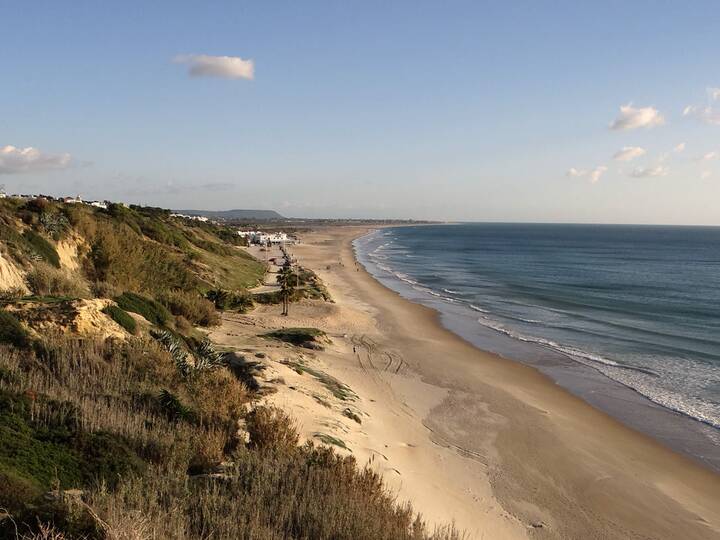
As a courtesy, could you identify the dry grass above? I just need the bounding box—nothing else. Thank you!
[158,289,220,327]
[25,264,87,298]
[0,334,462,540]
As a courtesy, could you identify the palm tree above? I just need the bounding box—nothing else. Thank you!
[276,259,295,316]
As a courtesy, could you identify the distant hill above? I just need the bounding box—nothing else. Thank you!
[175,209,285,221]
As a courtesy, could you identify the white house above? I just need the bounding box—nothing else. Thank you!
[237,230,297,245]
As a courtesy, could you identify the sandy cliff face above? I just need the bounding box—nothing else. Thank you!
[0,251,28,293]
[6,298,128,340]
[56,235,84,272]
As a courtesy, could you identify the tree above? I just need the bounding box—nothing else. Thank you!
[276,258,295,316]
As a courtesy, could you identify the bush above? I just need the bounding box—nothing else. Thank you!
[84,221,197,294]
[158,389,194,422]
[84,442,461,540]
[115,292,171,326]
[159,290,219,327]
[0,286,26,302]
[22,230,60,268]
[102,305,137,334]
[262,327,326,346]
[90,281,121,299]
[0,390,145,494]
[0,310,30,348]
[206,288,254,312]
[25,264,85,297]
[245,406,299,453]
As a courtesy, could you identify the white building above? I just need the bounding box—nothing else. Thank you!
[170,213,209,222]
[238,230,296,245]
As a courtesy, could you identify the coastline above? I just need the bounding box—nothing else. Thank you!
[214,225,720,538]
[355,225,720,473]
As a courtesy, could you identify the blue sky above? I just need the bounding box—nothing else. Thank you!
[2,1,719,223]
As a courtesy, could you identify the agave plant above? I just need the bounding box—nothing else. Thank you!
[151,329,192,377]
[158,389,194,420]
[39,211,70,239]
[152,330,224,377]
[194,339,225,372]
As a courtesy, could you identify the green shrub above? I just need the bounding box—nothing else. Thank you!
[102,305,137,334]
[0,310,30,348]
[206,288,254,312]
[115,292,171,326]
[22,230,60,268]
[262,327,326,346]
[159,290,219,327]
[0,390,146,494]
[158,390,195,422]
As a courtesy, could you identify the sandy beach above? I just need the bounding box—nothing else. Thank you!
[211,226,720,539]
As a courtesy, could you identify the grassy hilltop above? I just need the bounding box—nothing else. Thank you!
[0,198,457,540]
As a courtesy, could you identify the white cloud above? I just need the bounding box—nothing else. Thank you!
[173,54,254,80]
[567,166,607,183]
[701,170,712,180]
[708,87,720,101]
[700,151,718,161]
[566,167,587,177]
[630,165,669,178]
[589,166,608,183]
[613,146,646,161]
[0,145,72,175]
[683,104,720,125]
[673,142,686,153]
[610,104,664,130]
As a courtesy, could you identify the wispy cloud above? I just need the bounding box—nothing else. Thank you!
[613,146,646,161]
[673,142,686,153]
[683,104,720,125]
[0,145,72,175]
[566,167,586,177]
[630,165,669,178]
[610,104,664,130]
[567,165,607,183]
[700,151,718,161]
[173,54,255,80]
[682,88,720,125]
[590,166,608,183]
[701,171,712,180]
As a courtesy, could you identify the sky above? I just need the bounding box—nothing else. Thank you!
[2,1,719,224]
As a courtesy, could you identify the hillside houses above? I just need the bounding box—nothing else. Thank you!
[237,230,297,245]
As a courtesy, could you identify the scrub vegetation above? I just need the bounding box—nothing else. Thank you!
[0,197,459,539]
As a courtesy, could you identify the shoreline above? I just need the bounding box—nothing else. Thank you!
[354,226,720,473]
[215,225,720,538]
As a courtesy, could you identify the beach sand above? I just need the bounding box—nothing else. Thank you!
[211,226,720,539]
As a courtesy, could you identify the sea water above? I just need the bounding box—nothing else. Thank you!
[355,223,720,469]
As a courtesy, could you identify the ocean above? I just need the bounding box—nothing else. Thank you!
[354,223,720,470]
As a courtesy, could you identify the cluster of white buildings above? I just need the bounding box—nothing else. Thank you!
[169,212,210,222]
[0,191,110,209]
[61,195,109,209]
[237,230,297,245]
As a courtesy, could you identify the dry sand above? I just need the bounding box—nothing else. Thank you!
[211,226,720,539]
